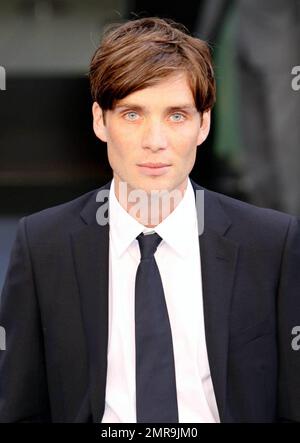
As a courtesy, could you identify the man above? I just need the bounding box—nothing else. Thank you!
[0,17,300,423]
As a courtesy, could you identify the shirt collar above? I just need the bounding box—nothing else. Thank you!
[109,177,198,258]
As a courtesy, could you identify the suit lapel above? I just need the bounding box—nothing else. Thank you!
[200,229,239,422]
[71,181,111,423]
[191,179,239,422]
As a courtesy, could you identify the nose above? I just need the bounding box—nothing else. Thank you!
[141,119,168,151]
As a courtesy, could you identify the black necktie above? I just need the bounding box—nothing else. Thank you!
[135,232,179,423]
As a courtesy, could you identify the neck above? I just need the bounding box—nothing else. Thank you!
[114,178,188,227]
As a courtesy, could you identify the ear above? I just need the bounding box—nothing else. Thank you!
[196,110,211,146]
[92,101,108,142]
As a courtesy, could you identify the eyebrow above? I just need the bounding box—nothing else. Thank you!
[114,103,197,112]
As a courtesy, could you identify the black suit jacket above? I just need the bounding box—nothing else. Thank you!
[0,179,300,423]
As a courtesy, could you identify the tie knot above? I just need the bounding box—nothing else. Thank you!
[136,232,162,260]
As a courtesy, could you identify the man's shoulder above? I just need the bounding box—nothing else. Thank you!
[191,179,296,242]
[26,188,97,223]
[207,187,292,223]
[20,181,111,243]
[202,185,296,244]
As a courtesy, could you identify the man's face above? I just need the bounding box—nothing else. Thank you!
[92,72,210,195]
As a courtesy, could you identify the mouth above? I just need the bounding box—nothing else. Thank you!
[138,162,171,168]
[137,163,172,176]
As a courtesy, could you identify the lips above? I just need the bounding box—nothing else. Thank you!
[137,163,171,176]
[138,163,171,168]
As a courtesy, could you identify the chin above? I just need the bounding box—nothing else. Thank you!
[138,179,173,194]
[118,174,180,195]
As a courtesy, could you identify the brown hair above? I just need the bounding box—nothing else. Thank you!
[89,17,216,116]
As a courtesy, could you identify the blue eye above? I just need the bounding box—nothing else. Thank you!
[170,113,185,122]
[125,112,139,121]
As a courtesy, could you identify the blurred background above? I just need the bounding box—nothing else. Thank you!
[0,0,300,291]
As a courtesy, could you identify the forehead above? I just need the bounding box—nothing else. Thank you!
[114,72,196,109]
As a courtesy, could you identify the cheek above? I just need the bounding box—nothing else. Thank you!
[170,130,199,157]
[190,126,203,146]
[107,134,127,159]
[108,126,138,155]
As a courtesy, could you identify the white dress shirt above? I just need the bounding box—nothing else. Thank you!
[101,178,220,423]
